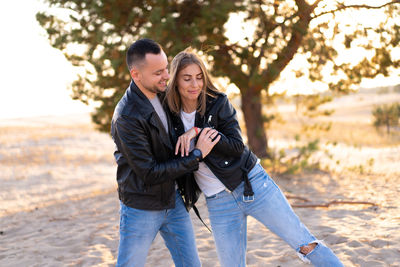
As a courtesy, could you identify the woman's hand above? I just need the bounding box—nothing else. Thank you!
[175,127,200,157]
[195,127,220,158]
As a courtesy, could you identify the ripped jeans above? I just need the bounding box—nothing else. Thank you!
[205,163,343,267]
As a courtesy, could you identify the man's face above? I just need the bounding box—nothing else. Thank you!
[133,51,170,96]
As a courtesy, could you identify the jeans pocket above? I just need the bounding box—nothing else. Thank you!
[119,211,127,231]
[251,172,282,201]
[249,169,268,190]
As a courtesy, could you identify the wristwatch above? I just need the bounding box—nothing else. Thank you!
[191,148,203,161]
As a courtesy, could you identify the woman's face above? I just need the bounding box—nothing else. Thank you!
[177,63,204,104]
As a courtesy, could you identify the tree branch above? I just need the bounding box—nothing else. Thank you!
[311,0,324,11]
[262,1,319,86]
[312,0,400,19]
[291,200,378,208]
[286,195,378,208]
[250,0,276,77]
[260,0,324,45]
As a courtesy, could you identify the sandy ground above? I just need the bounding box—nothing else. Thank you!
[1,89,400,266]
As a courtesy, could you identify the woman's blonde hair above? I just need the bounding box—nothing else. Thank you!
[166,48,219,115]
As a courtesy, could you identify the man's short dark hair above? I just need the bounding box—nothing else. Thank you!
[126,38,162,71]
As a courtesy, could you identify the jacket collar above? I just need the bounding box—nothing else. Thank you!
[195,92,222,127]
[169,92,223,139]
[128,81,173,150]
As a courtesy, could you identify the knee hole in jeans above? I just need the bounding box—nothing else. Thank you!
[296,240,324,263]
[300,242,317,255]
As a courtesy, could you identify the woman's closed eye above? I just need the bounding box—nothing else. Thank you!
[184,76,202,81]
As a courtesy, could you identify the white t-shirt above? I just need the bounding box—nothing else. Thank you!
[180,110,226,197]
[149,96,168,134]
[150,96,179,189]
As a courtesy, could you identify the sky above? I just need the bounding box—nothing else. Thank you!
[0,0,91,119]
[0,0,399,119]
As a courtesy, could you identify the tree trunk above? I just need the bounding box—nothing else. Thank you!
[386,114,390,134]
[241,87,269,158]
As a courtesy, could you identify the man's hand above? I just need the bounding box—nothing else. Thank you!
[194,127,220,158]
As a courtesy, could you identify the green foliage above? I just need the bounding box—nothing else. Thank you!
[37,0,400,156]
[265,90,336,174]
[378,86,390,94]
[345,158,375,175]
[265,138,320,175]
[346,164,366,175]
[293,94,334,136]
[394,84,400,93]
[372,102,400,134]
[294,94,334,117]
[36,0,243,132]
[367,158,375,168]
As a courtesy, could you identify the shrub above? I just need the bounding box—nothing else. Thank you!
[372,103,400,134]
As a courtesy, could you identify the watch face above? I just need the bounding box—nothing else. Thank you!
[193,149,201,158]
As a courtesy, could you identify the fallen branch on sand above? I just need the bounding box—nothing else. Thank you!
[286,195,377,208]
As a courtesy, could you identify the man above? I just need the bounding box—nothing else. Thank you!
[111,38,219,266]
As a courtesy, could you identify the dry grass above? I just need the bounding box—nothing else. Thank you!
[0,124,95,145]
[0,145,112,166]
[268,119,400,147]
[0,115,116,216]
[0,121,114,167]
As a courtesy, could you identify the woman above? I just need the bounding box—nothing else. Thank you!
[166,48,343,267]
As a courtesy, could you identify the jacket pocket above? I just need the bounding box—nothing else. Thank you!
[122,175,158,197]
[217,156,240,168]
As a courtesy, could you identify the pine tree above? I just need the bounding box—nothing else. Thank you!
[37,0,400,157]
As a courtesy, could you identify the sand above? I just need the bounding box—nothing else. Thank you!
[1,90,400,266]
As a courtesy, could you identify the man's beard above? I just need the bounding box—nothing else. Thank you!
[144,83,166,94]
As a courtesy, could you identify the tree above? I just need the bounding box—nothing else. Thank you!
[37,0,400,157]
[36,0,243,130]
[372,103,400,133]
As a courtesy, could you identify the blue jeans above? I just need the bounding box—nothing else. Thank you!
[116,190,201,267]
[205,163,344,267]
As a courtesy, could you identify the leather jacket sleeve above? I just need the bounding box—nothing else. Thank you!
[211,95,245,157]
[115,114,200,186]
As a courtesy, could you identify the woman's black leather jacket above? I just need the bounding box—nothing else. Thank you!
[170,92,258,209]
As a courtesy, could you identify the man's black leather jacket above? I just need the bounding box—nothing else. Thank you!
[111,81,200,210]
[170,92,258,208]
